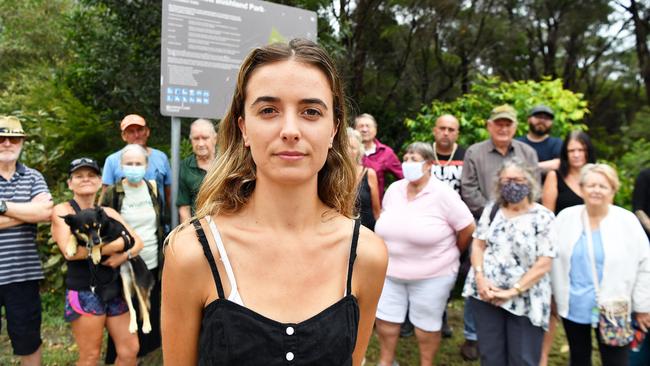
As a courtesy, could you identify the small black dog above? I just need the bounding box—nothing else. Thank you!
[62,206,155,334]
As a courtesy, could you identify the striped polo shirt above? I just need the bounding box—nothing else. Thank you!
[0,162,50,286]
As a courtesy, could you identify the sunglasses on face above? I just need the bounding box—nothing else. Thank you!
[0,136,23,144]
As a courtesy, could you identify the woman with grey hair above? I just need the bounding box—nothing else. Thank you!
[551,163,650,366]
[347,127,380,230]
[101,144,164,363]
[375,142,475,366]
[462,158,556,366]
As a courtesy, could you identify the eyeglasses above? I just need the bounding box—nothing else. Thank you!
[0,136,23,144]
[500,177,527,184]
[71,157,96,166]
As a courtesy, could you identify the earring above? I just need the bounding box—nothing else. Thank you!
[329,140,333,148]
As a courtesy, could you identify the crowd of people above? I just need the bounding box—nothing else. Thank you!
[0,39,649,366]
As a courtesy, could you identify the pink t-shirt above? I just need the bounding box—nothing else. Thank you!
[375,176,474,280]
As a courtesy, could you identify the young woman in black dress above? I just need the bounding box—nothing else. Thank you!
[161,39,388,365]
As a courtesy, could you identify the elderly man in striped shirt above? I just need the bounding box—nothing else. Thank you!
[0,116,52,366]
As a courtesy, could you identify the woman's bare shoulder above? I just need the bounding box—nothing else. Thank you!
[354,224,388,275]
[164,221,209,271]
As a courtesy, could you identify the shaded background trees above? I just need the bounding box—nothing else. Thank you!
[1,0,649,185]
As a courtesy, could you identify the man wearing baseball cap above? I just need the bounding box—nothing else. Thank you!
[516,105,562,174]
[0,116,53,365]
[458,105,539,360]
[101,114,171,213]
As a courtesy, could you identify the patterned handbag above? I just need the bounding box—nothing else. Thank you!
[597,300,634,346]
[584,210,634,346]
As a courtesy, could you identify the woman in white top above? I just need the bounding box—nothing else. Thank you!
[101,144,164,362]
[551,164,650,366]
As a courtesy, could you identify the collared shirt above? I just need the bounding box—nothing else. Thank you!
[102,147,172,207]
[0,162,50,285]
[177,154,208,215]
[361,139,403,197]
[375,176,474,280]
[461,139,539,217]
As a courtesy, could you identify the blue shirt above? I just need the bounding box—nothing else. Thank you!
[516,136,562,162]
[102,147,172,206]
[567,229,604,324]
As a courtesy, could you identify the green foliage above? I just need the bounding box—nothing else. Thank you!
[404,77,589,151]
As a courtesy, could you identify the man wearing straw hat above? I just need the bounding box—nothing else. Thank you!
[0,116,52,365]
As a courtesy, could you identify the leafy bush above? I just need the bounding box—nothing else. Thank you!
[404,77,589,149]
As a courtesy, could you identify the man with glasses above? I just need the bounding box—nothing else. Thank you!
[517,105,562,174]
[458,105,539,361]
[0,116,52,366]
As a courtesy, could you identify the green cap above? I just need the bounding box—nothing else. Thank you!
[489,105,517,124]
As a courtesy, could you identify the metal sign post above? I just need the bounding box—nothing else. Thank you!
[161,0,317,228]
[170,116,181,228]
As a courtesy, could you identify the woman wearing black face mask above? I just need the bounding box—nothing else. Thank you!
[462,158,556,366]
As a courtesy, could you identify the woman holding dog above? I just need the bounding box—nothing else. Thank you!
[51,158,143,366]
[100,143,165,363]
[162,39,388,365]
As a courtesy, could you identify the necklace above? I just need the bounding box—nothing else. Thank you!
[432,143,457,166]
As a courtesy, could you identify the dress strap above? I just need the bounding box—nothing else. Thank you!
[192,219,225,299]
[346,219,361,296]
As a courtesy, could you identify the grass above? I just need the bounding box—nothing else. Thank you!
[2,292,602,365]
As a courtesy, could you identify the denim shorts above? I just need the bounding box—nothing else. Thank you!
[64,289,128,322]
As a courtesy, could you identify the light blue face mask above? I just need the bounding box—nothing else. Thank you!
[122,165,146,183]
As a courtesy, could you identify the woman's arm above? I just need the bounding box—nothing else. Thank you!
[162,225,209,365]
[471,238,496,301]
[492,256,553,305]
[541,170,558,213]
[351,227,388,366]
[456,222,475,253]
[51,203,89,260]
[367,168,381,220]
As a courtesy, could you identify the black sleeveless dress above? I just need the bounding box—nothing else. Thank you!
[193,219,361,366]
[356,169,376,231]
[555,172,583,214]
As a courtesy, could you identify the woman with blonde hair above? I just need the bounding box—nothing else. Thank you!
[161,39,388,365]
[551,163,650,366]
[347,127,380,230]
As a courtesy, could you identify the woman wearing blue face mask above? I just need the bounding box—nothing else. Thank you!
[100,144,164,363]
[462,158,556,366]
[374,142,475,366]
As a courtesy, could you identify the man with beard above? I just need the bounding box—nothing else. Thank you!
[516,105,562,175]
[431,114,465,194]
[177,118,217,222]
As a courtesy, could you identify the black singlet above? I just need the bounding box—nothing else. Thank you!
[555,172,583,214]
[356,169,376,231]
[193,219,361,366]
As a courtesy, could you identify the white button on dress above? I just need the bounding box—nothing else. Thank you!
[286,326,295,335]
[286,352,294,361]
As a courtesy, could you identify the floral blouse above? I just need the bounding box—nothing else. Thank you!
[463,202,556,330]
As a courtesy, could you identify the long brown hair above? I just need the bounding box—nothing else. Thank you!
[194,39,356,218]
